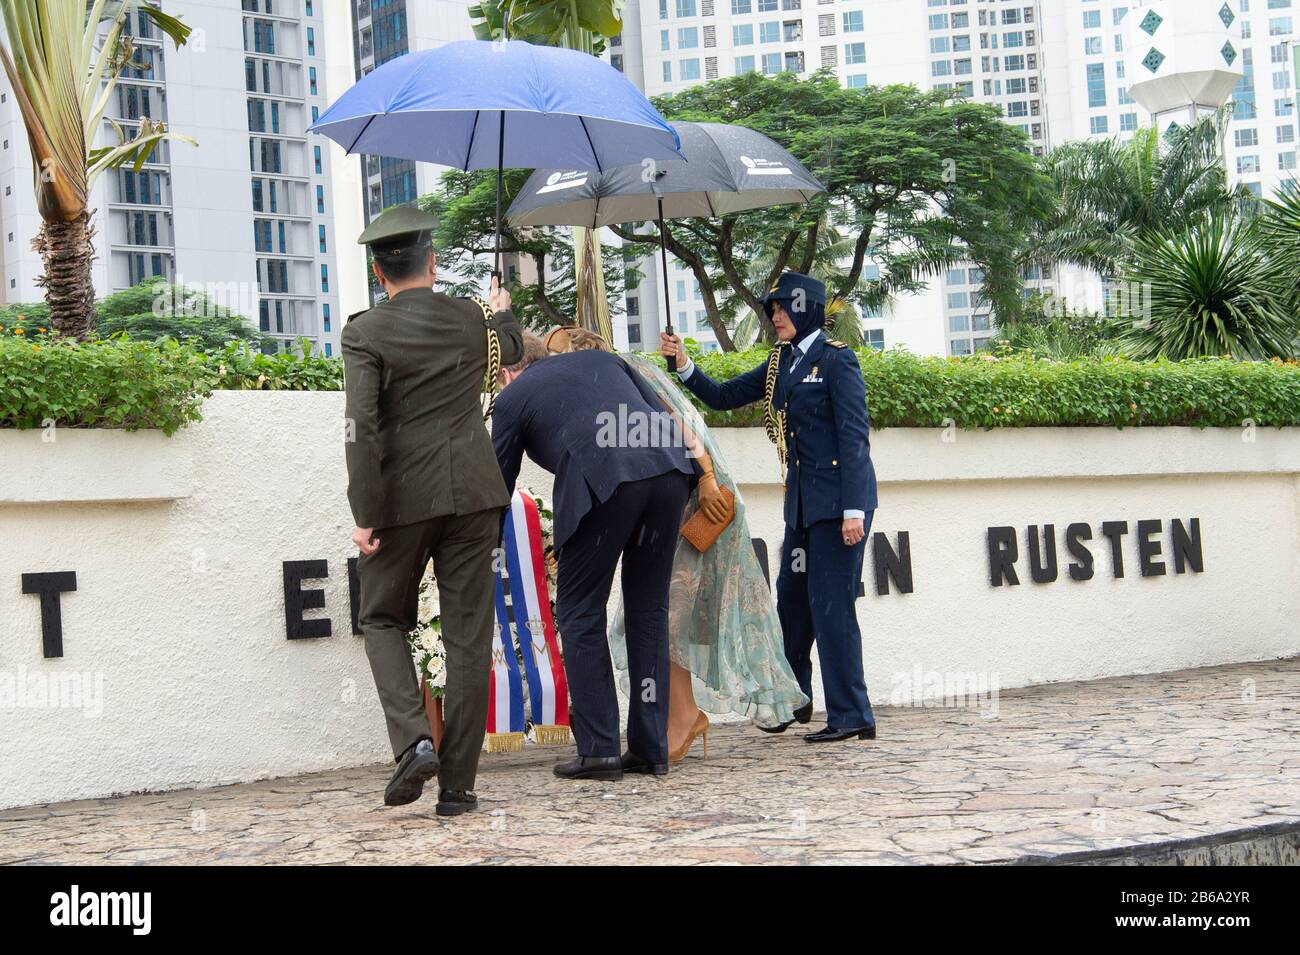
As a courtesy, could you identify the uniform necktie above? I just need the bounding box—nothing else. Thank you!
[788,344,804,378]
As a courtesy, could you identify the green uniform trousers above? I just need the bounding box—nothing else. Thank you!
[357,507,501,792]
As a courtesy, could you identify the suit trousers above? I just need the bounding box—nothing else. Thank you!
[776,512,876,731]
[555,470,690,762]
[357,506,502,792]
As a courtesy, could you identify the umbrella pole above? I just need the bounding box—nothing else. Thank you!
[493,111,504,284]
[492,15,511,288]
[656,195,676,373]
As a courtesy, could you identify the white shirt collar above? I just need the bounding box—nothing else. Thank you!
[793,329,822,355]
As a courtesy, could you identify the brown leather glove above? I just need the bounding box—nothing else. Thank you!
[697,471,731,525]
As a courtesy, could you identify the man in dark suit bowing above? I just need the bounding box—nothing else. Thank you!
[491,334,696,780]
[661,271,879,743]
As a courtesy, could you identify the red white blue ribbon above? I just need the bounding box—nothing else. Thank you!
[489,490,568,738]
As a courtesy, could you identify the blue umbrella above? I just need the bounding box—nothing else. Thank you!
[309,39,683,275]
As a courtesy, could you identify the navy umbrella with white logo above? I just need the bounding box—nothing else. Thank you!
[507,122,823,368]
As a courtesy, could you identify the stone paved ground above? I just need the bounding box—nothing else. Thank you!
[2,658,1297,865]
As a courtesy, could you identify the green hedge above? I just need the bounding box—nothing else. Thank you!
[4,334,1300,433]
[680,346,1300,429]
[0,335,341,434]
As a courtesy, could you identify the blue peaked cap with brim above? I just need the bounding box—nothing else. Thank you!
[761,271,827,318]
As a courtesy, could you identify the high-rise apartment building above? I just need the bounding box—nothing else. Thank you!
[0,0,359,356]
[620,0,1296,356]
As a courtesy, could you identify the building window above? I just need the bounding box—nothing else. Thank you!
[733,24,753,45]
[309,67,318,95]
[321,264,329,293]
[1086,62,1107,107]
[842,11,863,32]
[680,58,701,80]
[1090,115,1109,135]
[316,184,325,213]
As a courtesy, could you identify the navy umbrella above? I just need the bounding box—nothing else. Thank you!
[507,122,824,367]
[309,38,682,276]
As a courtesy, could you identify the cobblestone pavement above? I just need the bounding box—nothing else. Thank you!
[2,658,1297,865]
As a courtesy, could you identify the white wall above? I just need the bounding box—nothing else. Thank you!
[1,391,1297,809]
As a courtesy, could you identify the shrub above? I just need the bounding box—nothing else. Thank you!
[0,336,342,433]
[676,345,1300,429]
[4,334,1300,434]
[0,334,210,435]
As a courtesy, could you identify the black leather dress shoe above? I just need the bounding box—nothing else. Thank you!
[758,700,815,734]
[803,724,876,743]
[621,751,669,776]
[435,789,478,817]
[553,755,623,781]
[384,738,439,806]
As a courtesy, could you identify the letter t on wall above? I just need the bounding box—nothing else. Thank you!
[21,571,77,659]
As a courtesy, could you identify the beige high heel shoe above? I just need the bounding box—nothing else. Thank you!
[669,709,709,763]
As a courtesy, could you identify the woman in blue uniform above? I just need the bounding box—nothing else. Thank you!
[659,271,879,742]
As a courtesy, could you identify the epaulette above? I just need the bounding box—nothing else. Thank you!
[825,339,848,349]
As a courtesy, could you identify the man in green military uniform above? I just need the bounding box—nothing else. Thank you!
[343,207,523,816]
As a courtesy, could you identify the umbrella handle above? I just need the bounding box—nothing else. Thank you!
[656,199,677,373]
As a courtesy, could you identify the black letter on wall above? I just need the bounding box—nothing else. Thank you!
[1136,519,1166,577]
[1065,522,1094,581]
[873,531,914,595]
[987,527,1019,587]
[1171,518,1204,574]
[21,572,77,659]
[1100,521,1129,579]
[347,557,362,636]
[283,560,332,640]
[1026,524,1058,583]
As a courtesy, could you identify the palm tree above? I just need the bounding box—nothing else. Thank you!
[1118,208,1297,360]
[0,1,193,338]
[1038,113,1243,277]
[1259,179,1300,320]
[469,0,623,342]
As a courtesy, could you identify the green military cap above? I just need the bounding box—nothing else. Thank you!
[357,206,438,249]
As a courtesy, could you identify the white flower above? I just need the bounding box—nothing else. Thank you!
[426,655,446,686]
[420,632,435,652]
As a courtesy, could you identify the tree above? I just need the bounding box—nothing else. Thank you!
[610,72,1051,347]
[1259,179,1300,320]
[95,278,268,350]
[0,1,194,338]
[1037,113,1244,277]
[1118,208,1297,360]
[422,169,634,330]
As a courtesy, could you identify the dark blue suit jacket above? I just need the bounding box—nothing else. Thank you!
[681,333,877,528]
[491,350,696,549]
